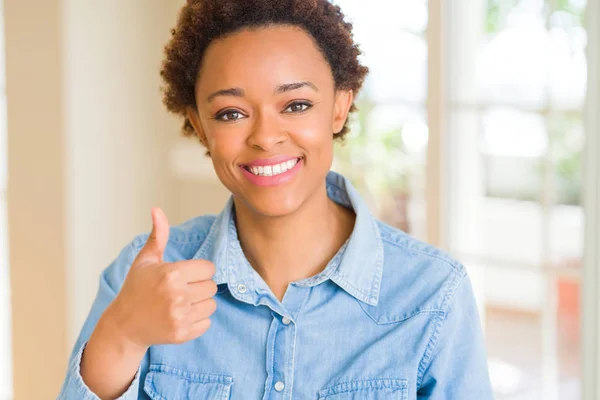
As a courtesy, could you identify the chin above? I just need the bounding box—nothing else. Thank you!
[241,191,305,218]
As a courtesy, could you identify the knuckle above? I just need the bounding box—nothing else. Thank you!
[161,268,181,290]
[168,303,184,319]
[202,298,217,315]
[206,298,217,314]
[165,268,180,284]
[203,261,216,276]
[209,282,218,297]
[169,294,185,309]
[171,327,189,344]
[157,281,170,297]
[201,318,212,333]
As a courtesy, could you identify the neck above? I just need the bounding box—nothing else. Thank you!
[233,182,355,299]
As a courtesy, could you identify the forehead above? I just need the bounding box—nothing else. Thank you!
[197,25,333,93]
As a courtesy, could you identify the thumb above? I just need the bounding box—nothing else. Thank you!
[139,207,170,262]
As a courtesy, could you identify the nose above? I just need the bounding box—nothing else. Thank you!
[246,110,287,152]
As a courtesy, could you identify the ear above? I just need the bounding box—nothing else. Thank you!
[332,89,354,135]
[186,106,209,149]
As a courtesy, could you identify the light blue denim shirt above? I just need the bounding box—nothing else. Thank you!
[58,171,493,399]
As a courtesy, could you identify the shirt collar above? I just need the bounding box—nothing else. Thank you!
[193,170,384,306]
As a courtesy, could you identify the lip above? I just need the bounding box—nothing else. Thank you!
[240,157,303,187]
[242,155,301,168]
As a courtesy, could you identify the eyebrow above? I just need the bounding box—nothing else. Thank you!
[205,81,319,103]
[274,81,319,94]
[206,87,245,103]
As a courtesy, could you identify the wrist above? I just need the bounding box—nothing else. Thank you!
[95,302,148,358]
[80,305,146,399]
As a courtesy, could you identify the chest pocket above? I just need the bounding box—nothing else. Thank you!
[318,379,408,400]
[143,364,233,400]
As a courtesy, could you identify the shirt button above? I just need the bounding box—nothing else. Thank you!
[237,284,247,293]
[274,381,285,392]
[282,317,291,325]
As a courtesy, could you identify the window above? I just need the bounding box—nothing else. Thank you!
[332,0,587,398]
[332,0,429,241]
[452,1,586,398]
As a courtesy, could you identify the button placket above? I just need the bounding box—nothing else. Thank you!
[261,284,308,399]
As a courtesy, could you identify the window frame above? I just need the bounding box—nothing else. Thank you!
[582,0,600,398]
[432,0,596,398]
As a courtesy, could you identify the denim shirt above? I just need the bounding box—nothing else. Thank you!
[58,171,493,400]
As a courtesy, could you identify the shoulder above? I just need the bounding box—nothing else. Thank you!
[361,220,468,323]
[102,214,218,291]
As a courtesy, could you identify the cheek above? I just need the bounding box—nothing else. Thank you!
[206,125,246,158]
[289,109,334,147]
[205,128,248,185]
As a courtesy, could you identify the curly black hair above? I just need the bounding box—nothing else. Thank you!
[160,0,369,143]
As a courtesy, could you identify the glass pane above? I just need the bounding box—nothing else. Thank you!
[335,0,427,35]
[478,0,587,110]
[451,0,586,398]
[332,0,428,240]
[333,102,428,239]
[485,268,581,400]
[547,0,587,110]
[478,0,550,108]
[485,273,581,399]
[548,112,584,207]
[547,112,584,270]
[482,107,547,202]
[334,0,428,104]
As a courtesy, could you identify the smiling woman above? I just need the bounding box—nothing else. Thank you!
[185,25,355,220]
[57,1,492,399]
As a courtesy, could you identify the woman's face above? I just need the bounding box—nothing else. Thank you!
[187,25,353,218]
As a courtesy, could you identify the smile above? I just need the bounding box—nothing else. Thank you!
[240,156,304,187]
[244,158,301,176]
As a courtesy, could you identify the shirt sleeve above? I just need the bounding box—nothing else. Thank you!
[57,240,147,400]
[416,272,494,399]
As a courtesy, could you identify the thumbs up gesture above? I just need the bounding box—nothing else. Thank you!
[109,208,218,348]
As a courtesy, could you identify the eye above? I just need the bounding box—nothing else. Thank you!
[283,101,313,114]
[215,110,245,122]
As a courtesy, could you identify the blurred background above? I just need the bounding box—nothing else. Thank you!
[1,0,599,399]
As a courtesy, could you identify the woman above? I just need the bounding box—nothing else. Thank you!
[59,0,493,399]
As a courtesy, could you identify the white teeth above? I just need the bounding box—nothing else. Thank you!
[246,158,300,177]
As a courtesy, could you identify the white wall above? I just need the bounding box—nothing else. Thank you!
[6,1,69,397]
[6,1,232,398]
[0,0,12,397]
[62,0,180,347]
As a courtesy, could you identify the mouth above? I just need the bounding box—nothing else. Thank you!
[242,157,303,177]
